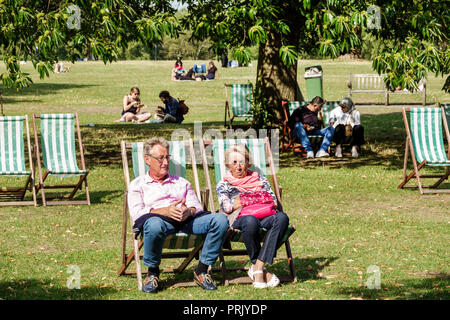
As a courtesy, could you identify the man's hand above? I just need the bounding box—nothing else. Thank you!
[166,199,184,222]
[181,207,195,222]
[304,123,311,131]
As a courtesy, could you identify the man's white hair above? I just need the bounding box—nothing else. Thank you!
[144,137,169,156]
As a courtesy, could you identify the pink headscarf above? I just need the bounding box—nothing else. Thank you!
[223,169,263,192]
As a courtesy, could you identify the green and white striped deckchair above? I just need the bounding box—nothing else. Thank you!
[398,107,450,194]
[281,101,308,152]
[439,103,450,129]
[322,101,341,125]
[200,137,297,285]
[224,83,253,128]
[118,139,210,290]
[0,115,37,206]
[32,113,90,206]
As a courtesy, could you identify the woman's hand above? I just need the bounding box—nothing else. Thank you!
[233,196,241,210]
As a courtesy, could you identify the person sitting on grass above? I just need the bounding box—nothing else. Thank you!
[155,90,184,123]
[287,96,335,159]
[329,97,365,158]
[128,137,229,293]
[205,61,218,80]
[116,86,151,123]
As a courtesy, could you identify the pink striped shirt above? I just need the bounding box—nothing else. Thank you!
[128,173,203,222]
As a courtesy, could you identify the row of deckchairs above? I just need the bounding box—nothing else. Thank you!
[0,113,89,206]
[117,137,297,290]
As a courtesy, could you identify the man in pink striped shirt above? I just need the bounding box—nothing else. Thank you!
[128,137,228,293]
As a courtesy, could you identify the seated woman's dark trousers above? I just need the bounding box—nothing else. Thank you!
[333,124,365,146]
[231,211,289,265]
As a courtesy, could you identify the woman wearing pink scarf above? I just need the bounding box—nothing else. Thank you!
[216,144,289,289]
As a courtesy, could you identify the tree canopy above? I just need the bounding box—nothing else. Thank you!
[0,0,179,89]
[1,0,448,122]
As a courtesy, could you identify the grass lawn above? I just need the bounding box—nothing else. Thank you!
[0,59,449,300]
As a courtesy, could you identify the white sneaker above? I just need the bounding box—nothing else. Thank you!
[315,149,330,158]
[351,146,359,158]
[306,151,314,159]
[335,145,342,158]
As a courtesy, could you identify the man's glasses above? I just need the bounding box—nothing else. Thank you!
[148,154,171,163]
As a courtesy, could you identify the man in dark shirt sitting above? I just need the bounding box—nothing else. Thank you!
[157,90,184,124]
[288,96,335,158]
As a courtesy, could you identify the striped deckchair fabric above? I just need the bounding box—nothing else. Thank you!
[440,103,450,128]
[322,101,340,125]
[32,113,89,206]
[285,100,338,123]
[287,101,308,116]
[211,138,267,184]
[409,108,450,166]
[118,139,207,289]
[131,140,187,180]
[0,115,36,206]
[40,114,85,177]
[398,107,450,194]
[0,116,28,176]
[231,84,252,117]
[224,83,253,128]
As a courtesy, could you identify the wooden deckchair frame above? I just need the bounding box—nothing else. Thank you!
[200,137,297,285]
[32,113,90,206]
[281,100,308,154]
[398,107,450,194]
[117,139,211,290]
[224,83,253,128]
[0,115,37,206]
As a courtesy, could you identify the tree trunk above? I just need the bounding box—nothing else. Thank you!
[255,30,303,124]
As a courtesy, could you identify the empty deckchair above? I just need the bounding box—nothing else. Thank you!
[0,115,37,206]
[398,107,450,194]
[200,137,297,285]
[117,139,211,290]
[224,83,253,128]
[32,113,90,205]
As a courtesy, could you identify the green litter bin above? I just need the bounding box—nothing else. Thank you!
[304,65,323,101]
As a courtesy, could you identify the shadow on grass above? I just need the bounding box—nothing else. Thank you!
[154,256,339,289]
[78,110,446,172]
[88,190,123,205]
[0,279,117,300]
[331,273,450,300]
[279,111,449,171]
[2,83,98,100]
